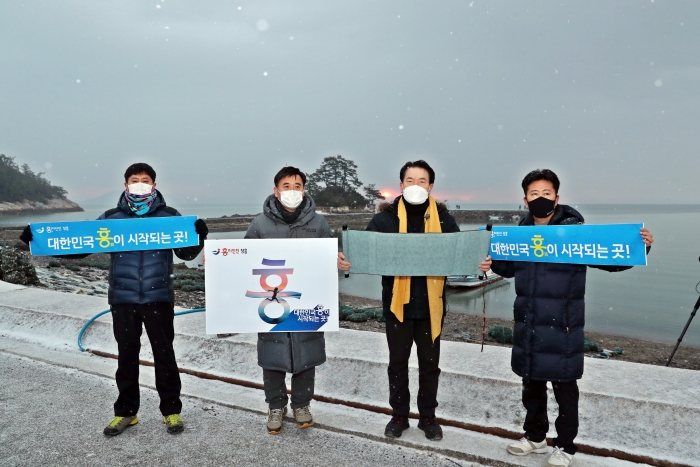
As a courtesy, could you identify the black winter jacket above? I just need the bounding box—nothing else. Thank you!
[490,205,637,382]
[366,197,460,320]
[98,192,204,305]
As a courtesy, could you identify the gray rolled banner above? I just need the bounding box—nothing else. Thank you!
[341,230,491,276]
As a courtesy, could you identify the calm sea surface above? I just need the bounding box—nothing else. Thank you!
[3,204,700,347]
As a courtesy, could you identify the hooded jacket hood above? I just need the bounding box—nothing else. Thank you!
[262,193,318,227]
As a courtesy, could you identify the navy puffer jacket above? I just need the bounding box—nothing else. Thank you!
[99,191,204,305]
[491,205,635,382]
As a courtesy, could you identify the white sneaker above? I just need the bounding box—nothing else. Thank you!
[547,448,574,467]
[506,437,548,456]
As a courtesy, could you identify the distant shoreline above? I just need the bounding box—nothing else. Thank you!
[0,208,527,234]
[0,198,83,217]
[0,207,84,216]
[202,209,529,233]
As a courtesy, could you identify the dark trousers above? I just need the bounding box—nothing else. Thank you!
[111,303,182,417]
[385,314,441,417]
[263,367,315,410]
[522,380,579,455]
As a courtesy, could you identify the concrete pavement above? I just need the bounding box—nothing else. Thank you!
[1,282,695,466]
[0,349,478,467]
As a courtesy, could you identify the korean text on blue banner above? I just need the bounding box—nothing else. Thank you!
[29,216,199,256]
[485,223,646,266]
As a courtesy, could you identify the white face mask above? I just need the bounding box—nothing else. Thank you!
[279,190,304,209]
[127,183,154,196]
[402,185,429,205]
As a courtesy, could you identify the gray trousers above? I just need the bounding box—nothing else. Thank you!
[263,367,315,410]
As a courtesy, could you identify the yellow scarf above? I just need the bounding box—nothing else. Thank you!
[390,196,445,342]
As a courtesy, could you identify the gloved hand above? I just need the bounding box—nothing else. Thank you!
[194,219,209,238]
[19,225,33,245]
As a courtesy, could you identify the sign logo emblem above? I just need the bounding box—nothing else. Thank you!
[245,259,302,324]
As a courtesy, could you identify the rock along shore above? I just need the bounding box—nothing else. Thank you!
[0,197,83,216]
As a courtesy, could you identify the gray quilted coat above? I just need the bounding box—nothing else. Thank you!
[245,194,331,373]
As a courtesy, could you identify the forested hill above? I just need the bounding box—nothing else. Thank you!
[0,154,82,215]
[0,154,68,203]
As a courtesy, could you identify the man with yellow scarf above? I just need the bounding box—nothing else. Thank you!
[337,160,491,441]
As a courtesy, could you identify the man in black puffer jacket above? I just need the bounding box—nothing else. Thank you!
[490,169,653,467]
[338,160,491,442]
[20,162,208,436]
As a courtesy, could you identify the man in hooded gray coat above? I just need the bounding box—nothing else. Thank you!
[245,166,331,434]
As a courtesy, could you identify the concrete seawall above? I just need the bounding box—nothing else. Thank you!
[0,282,697,466]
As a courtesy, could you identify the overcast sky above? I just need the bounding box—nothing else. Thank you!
[1,1,698,206]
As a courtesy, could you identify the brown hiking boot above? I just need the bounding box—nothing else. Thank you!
[293,406,314,428]
[267,407,287,434]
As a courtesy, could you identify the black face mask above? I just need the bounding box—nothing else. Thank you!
[527,196,556,219]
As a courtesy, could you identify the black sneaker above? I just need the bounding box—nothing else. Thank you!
[417,415,443,441]
[384,415,410,438]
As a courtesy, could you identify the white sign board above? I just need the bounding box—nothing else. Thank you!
[205,238,339,334]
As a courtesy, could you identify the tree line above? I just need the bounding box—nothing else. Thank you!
[0,153,385,208]
[0,154,68,203]
[306,155,385,209]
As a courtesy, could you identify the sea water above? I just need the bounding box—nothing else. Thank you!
[3,204,700,346]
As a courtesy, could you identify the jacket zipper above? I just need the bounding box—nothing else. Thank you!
[139,251,144,303]
[289,332,294,373]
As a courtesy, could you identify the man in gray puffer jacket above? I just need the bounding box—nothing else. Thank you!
[245,166,331,434]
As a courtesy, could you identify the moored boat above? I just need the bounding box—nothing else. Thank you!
[446,270,503,288]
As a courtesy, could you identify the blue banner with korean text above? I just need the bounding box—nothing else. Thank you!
[483,223,646,266]
[28,216,199,256]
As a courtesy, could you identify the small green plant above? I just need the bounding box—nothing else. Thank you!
[488,325,513,344]
[48,260,61,268]
[339,306,385,323]
[583,336,599,352]
[78,260,110,270]
[339,305,355,320]
[64,263,80,271]
[172,270,205,291]
[347,312,370,322]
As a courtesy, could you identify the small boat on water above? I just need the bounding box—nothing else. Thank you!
[446,270,503,288]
